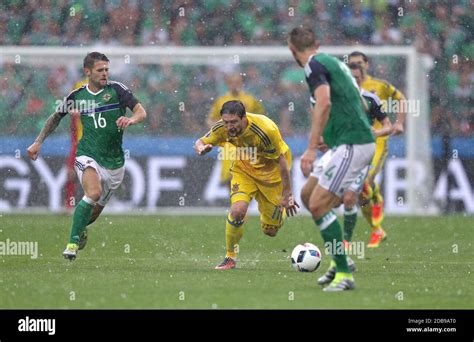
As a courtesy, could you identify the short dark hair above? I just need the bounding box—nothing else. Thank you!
[83,52,110,69]
[348,51,368,63]
[288,26,317,52]
[220,100,246,118]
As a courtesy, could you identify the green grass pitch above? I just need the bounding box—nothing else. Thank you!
[0,214,472,309]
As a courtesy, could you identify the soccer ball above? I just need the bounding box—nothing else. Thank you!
[291,243,322,272]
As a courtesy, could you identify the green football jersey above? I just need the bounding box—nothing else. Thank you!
[58,81,139,169]
[304,53,374,147]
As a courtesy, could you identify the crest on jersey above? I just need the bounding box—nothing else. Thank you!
[103,93,112,102]
[232,183,239,192]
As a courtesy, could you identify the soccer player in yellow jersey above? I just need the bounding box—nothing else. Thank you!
[349,51,406,248]
[195,100,298,270]
[207,73,265,185]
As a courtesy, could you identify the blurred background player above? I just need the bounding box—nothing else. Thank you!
[65,79,88,210]
[343,62,393,247]
[289,27,375,291]
[27,52,147,260]
[348,51,406,248]
[195,100,298,270]
[207,73,265,185]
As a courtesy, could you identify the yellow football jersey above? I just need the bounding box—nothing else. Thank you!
[362,75,403,143]
[208,91,265,122]
[201,113,290,184]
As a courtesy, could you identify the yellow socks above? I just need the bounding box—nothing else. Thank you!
[225,213,244,259]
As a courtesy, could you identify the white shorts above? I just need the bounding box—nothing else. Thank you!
[74,156,125,206]
[310,150,332,179]
[316,143,375,197]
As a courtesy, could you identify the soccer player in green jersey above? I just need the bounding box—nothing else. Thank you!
[341,62,392,248]
[288,27,375,291]
[27,52,147,261]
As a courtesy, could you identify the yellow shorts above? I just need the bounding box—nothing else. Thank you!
[368,140,388,181]
[230,170,285,229]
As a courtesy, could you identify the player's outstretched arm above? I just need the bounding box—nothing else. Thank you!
[278,154,299,216]
[301,85,331,177]
[116,103,147,129]
[194,139,213,156]
[27,112,63,161]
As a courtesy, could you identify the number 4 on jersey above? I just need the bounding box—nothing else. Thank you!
[324,165,336,180]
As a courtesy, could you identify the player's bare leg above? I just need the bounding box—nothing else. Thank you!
[303,177,344,283]
[301,176,318,210]
[215,200,249,270]
[63,167,101,260]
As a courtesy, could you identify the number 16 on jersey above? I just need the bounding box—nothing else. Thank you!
[89,112,107,128]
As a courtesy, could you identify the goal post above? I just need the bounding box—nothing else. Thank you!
[0,46,435,214]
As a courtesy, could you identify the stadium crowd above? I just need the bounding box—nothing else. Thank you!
[0,0,472,136]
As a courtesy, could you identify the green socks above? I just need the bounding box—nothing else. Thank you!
[69,198,95,244]
[343,206,358,242]
[315,211,350,273]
